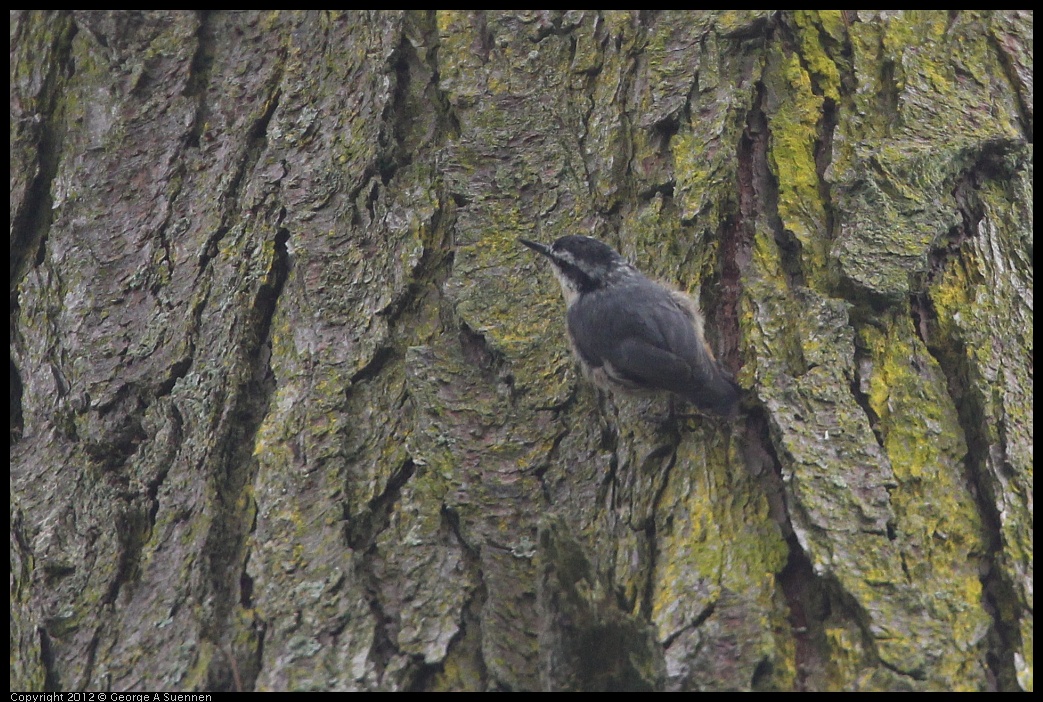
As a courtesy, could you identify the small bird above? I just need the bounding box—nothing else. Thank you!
[519,235,739,417]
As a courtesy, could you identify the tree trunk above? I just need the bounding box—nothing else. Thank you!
[10,10,1032,692]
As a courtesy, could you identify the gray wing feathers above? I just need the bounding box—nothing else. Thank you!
[567,278,739,414]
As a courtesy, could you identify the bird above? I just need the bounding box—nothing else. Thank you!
[519,235,739,417]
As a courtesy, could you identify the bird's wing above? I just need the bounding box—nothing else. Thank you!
[568,282,740,413]
[599,336,696,393]
[568,281,696,373]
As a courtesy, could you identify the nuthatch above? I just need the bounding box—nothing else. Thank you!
[520,235,739,417]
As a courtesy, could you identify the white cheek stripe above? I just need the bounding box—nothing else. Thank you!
[551,267,580,307]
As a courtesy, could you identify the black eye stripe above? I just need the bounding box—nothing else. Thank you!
[559,260,598,292]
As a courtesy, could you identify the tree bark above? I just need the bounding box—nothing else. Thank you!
[10,10,1032,691]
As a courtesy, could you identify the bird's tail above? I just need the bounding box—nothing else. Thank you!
[683,363,741,418]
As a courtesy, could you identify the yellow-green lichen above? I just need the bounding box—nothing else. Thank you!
[765,51,830,287]
[791,11,843,103]
[652,433,787,644]
[857,314,990,687]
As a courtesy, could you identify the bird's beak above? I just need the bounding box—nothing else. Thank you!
[518,238,553,258]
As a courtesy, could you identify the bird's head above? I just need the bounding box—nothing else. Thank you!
[519,235,628,306]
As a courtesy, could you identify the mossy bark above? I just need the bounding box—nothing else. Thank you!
[10,10,1032,692]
